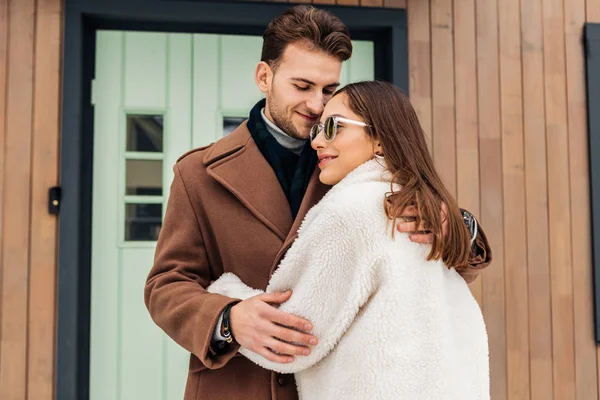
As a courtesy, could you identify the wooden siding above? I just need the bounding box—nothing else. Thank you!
[0,0,62,399]
[0,0,598,398]
[406,0,600,399]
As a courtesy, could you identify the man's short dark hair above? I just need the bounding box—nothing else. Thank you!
[261,5,353,70]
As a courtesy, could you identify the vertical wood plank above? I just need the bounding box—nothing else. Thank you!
[27,0,61,398]
[336,0,359,5]
[454,0,482,307]
[431,0,456,196]
[587,0,600,23]
[565,1,599,399]
[360,0,383,6]
[475,0,507,398]
[407,0,433,151]
[383,0,406,8]
[0,0,35,398]
[521,0,554,397]
[542,0,576,398]
[499,0,530,398]
[0,1,8,357]
[312,0,335,4]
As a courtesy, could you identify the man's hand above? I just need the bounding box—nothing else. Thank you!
[230,290,318,364]
[396,202,449,244]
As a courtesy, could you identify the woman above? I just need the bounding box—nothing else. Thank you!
[208,81,489,400]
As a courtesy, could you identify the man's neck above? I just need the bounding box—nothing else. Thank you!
[260,108,306,155]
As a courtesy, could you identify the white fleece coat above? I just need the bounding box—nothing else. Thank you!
[208,159,489,400]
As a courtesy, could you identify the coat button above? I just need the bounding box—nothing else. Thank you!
[277,374,288,386]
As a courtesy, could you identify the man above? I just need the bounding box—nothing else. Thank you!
[145,5,491,400]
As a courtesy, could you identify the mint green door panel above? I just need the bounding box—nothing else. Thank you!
[92,30,189,400]
[124,32,168,109]
[91,30,124,400]
[165,33,194,189]
[91,30,374,400]
[120,248,179,400]
[347,41,375,82]
[192,34,220,147]
[219,35,264,111]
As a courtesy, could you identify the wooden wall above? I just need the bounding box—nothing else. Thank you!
[0,0,62,399]
[403,0,600,398]
[0,0,598,398]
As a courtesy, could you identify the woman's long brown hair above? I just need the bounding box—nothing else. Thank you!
[335,81,471,268]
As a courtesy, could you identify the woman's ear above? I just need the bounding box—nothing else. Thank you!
[373,140,383,156]
[255,61,273,94]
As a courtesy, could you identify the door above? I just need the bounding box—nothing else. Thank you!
[90,30,374,400]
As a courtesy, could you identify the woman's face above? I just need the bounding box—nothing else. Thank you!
[311,93,378,185]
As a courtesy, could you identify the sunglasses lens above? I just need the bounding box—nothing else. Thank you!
[325,117,335,141]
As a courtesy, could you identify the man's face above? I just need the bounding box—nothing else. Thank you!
[258,43,343,140]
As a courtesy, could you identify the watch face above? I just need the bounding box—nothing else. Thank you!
[462,211,477,238]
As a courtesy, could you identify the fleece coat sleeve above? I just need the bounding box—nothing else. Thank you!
[208,203,382,373]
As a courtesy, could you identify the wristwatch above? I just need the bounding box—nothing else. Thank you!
[461,209,478,246]
[221,303,235,344]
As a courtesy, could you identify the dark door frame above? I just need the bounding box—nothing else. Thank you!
[585,23,600,343]
[57,1,408,398]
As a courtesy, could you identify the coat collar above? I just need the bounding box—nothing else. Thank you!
[203,122,294,241]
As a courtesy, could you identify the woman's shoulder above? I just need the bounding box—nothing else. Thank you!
[328,179,390,207]
[309,180,390,233]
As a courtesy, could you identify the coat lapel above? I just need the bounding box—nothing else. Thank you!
[204,123,293,241]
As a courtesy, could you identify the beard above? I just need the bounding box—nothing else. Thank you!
[266,93,307,140]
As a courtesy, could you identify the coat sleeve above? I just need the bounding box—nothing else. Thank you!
[144,164,240,370]
[459,214,492,283]
[239,205,382,374]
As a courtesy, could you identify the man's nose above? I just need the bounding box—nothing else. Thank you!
[306,93,325,116]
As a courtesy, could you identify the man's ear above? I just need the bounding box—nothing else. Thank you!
[255,61,273,94]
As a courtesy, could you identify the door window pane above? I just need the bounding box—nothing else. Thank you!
[125,203,162,241]
[125,159,163,196]
[223,116,245,137]
[126,114,164,152]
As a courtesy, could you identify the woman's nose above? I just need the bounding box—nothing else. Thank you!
[311,129,326,151]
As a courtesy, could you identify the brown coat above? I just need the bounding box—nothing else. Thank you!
[144,123,491,400]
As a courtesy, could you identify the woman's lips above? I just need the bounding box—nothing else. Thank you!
[318,156,337,167]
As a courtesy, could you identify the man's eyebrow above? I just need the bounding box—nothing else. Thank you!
[290,77,340,88]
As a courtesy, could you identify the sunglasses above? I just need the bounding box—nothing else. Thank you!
[309,116,370,142]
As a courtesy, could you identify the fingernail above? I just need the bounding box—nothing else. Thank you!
[303,349,310,355]
[399,224,407,230]
[288,357,294,363]
[304,324,312,331]
[309,338,317,345]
